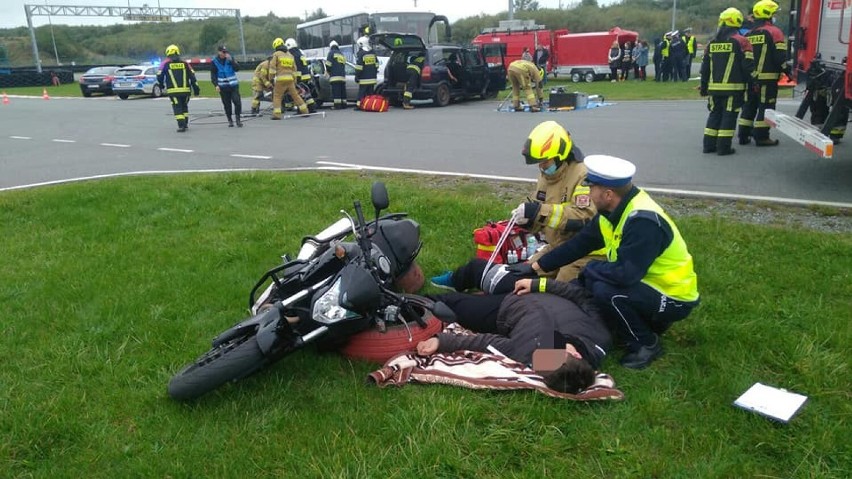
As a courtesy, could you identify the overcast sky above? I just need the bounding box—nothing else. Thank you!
[2,0,618,29]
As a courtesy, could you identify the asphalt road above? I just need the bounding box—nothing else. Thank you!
[1,94,850,206]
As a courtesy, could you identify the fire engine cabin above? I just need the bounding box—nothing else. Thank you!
[552,27,639,83]
[765,0,852,158]
[471,20,567,74]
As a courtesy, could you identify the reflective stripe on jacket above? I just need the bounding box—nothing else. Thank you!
[598,189,699,301]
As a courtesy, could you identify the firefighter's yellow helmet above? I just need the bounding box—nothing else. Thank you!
[522,121,573,164]
[753,0,779,19]
[718,8,744,28]
[165,44,180,56]
[272,37,284,49]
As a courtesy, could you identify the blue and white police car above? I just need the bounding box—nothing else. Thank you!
[112,64,164,99]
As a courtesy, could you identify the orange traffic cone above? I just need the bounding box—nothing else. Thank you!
[42,88,50,100]
[2,91,8,105]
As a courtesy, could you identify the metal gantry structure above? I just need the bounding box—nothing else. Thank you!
[23,4,247,72]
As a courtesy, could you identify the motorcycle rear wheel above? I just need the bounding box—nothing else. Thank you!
[168,335,267,401]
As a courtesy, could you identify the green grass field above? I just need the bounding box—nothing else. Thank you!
[0,172,849,477]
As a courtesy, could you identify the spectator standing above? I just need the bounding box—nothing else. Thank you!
[608,41,621,82]
[653,38,664,81]
[521,47,533,62]
[633,40,649,80]
[534,46,550,85]
[620,41,634,81]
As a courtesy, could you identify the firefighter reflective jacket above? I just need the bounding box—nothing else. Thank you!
[271,48,297,83]
[252,58,273,91]
[157,57,197,95]
[699,31,755,94]
[355,49,378,85]
[289,47,312,81]
[325,48,346,82]
[747,21,789,81]
[530,156,598,248]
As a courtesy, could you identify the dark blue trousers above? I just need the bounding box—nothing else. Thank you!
[586,279,697,351]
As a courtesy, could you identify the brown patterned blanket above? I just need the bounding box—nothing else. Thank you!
[367,350,624,401]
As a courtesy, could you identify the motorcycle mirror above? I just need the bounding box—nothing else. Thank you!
[371,182,389,213]
[431,301,457,323]
[339,263,382,313]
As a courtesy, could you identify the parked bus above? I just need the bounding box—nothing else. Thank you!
[297,11,443,61]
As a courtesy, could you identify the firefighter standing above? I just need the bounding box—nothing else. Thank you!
[700,8,756,156]
[738,0,790,146]
[250,56,273,115]
[507,59,542,112]
[210,45,242,127]
[270,37,307,120]
[402,51,425,110]
[157,44,200,133]
[354,36,378,109]
[325,40,347,109]
[285,38,317,113]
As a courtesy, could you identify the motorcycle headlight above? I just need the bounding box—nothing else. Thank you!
[312,277,360,324]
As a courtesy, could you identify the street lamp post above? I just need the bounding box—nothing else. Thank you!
[671,0,677,32]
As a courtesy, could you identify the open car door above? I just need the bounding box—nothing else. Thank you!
[480,43,508,95]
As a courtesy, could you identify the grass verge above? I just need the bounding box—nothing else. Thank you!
[0,172,848,477]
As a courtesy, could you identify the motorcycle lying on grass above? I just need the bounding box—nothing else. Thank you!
[168,182,454,401]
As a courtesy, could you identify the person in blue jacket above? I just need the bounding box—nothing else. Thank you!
[211,45,242,127]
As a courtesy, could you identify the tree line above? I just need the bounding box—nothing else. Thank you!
[0,0,766,67]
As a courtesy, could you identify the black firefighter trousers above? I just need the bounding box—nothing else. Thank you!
[704,92,744,154]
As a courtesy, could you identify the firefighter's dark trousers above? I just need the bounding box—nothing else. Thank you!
[738,81,778,142]
[330,79,346,108]
[169,93,190,128]
[704,92,744,154]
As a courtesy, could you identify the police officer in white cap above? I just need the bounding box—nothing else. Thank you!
[510,155,700,369]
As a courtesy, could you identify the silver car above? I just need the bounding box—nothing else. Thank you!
[307,57,385,107]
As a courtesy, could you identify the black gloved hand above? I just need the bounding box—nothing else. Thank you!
[192,84,201,96]
[522,202,541,221]
[506,262,535,277]
[699,87,708,97]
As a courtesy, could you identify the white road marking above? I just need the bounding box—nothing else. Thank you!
[158,148,193,153]
[52,139,76,143]
[10,136,32,140]
[230,154,272,160]
[100,143,131,148]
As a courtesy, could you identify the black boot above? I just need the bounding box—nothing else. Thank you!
[717,137,735,155]
[236,116,243,127]
[227,117,234,127]
[738,136,751,145]
[754,138,779,146]
[703,135,717,154]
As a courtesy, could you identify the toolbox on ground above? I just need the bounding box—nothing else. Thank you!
[549,89,588,109]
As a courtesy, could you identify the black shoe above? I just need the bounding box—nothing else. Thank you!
[755,138,779,147]
[176,127,187,133]
[228,120,234,127]
[702,147,716,154]
[236,119,243,127]
[738,137,751,145]
[717,148,736,156]
[620,337,664,369]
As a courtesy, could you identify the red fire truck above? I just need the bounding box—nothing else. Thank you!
[765,0,852,158]
[471,20,567,74]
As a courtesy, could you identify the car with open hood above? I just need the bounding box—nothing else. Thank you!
[370,32,506,107]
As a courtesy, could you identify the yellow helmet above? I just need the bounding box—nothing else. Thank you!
[753,0,779,19]
[165,44,180,56]
[718,8,744,28]
[522,121,573,164]
[272,37,284,49]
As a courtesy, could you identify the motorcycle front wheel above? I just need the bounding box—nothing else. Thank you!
[168,335,267,401]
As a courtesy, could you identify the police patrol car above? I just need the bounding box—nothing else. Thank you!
[112,64,164,99]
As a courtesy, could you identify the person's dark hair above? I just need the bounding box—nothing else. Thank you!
[542,357,596,394]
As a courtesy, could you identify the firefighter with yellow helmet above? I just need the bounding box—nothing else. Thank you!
[737,0,790,146]
[250,55,273,115]
[700,7,756,155]
[507,59,543,112]
[270,37,307,120]
[156,44,200,133]
[430,121,602,292]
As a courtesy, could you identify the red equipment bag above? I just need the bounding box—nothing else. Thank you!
[360,94,389,112]
[472,220,536,264]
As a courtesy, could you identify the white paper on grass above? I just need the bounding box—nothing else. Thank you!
[733,382,808,423]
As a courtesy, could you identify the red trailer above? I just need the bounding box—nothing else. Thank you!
[765,0,852,158]
[551,27,638,82]
[471,20,567,74]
